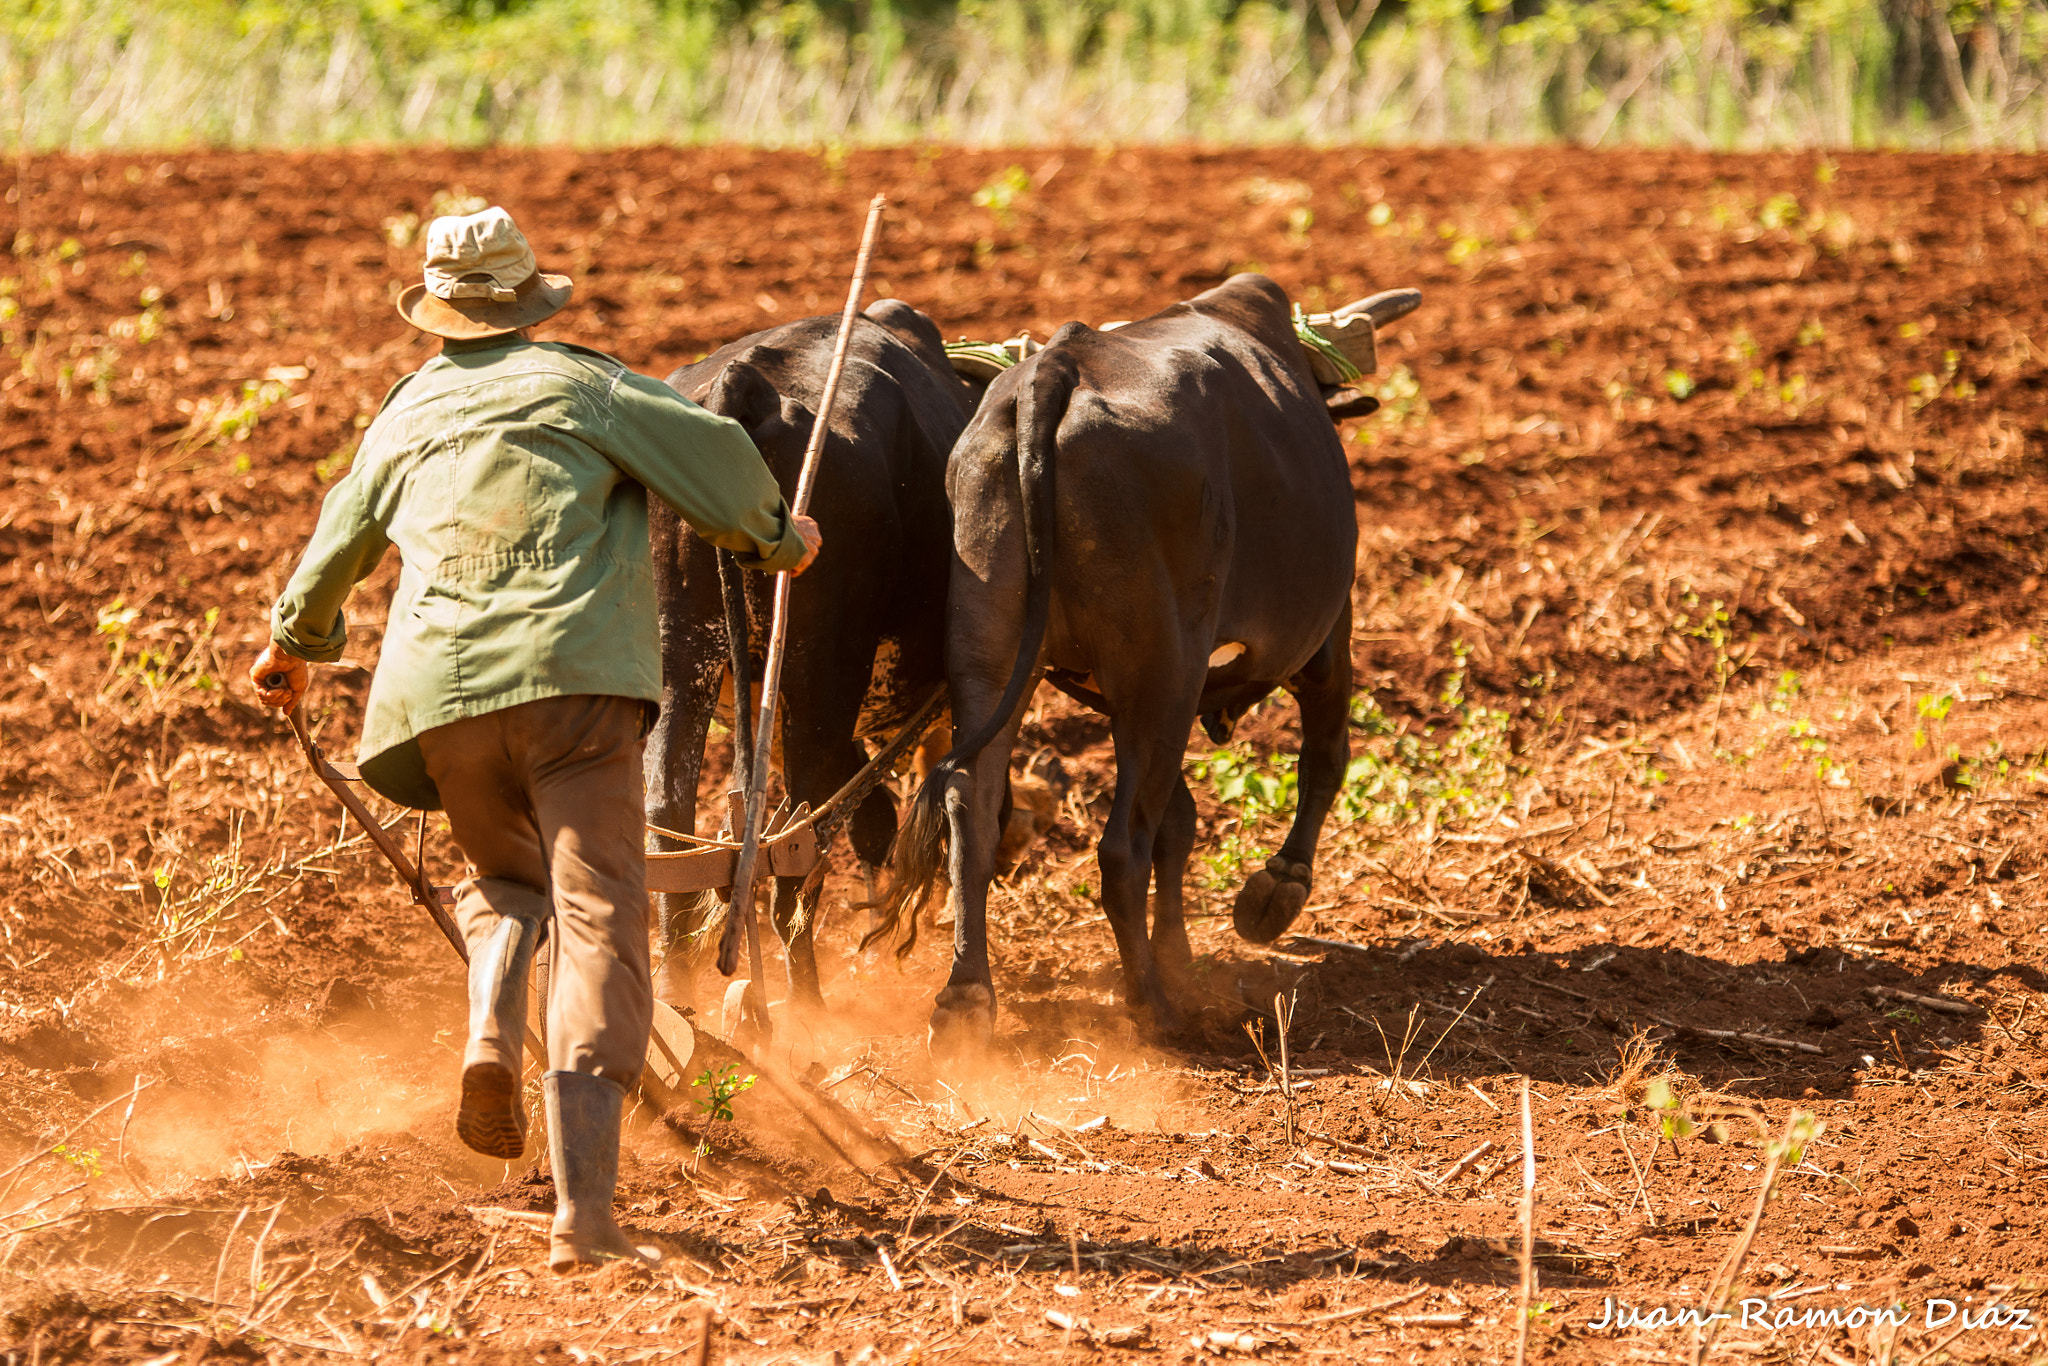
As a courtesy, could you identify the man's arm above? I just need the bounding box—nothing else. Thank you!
[249,468,393,709]
[600,369,819,574]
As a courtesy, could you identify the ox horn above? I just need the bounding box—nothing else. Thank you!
[1338,287,1423,331]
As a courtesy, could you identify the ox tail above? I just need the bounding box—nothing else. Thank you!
[861,347,1077,959]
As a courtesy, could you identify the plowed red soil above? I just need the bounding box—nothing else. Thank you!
[3,145,2048,1365]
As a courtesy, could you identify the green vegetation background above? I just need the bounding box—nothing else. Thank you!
[0,0,2039,149]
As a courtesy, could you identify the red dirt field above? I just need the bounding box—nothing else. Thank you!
[2,145,2047,1365]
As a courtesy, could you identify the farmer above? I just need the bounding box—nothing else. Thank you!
[248,207,820,1271]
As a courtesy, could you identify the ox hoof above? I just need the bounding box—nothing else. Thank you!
[719,979,773,1052]
[655,957,696,1014]
[927,984,997,1068]
[1152,927,1196,996]
[1137,996,1188,1039]
[1231,858,1311,944]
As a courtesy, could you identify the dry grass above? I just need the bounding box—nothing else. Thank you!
[5,0,2046,150]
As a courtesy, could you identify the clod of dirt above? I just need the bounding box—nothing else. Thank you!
[1,1286,98,1340]
[585,1259,655,1293]
[314,977,376,1021]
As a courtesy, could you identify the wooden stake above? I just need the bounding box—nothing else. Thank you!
[689,1303,716,1366]
[1692,1110,1814,1366]
[285,707,465,961]
[1513,1076,1536,1366]
[719,193,888,1045]
[1274,990,1298,1148]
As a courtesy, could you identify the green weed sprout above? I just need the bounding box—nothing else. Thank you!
[52,1144,103,1178]
[971,166,1031,228]
[690,1062,757,1158]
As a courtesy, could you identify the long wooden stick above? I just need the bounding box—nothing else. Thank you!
[719,193,888,1043]
[279,707,593,1111]
[1514,1076,1536,1366]
[286,706,467,962]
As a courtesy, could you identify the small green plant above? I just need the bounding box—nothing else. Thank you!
[1795,317,1826,347]
[1192,652,1523,880]
[174,379,290,456]
[1441,222,1487,267]
[1783,715,1845,784]
[1664,369,1695,400]
[971,165,1031,228]
[1763,669,1803,714]
[108,286,164,345]
[96,601,222,705]
[1371,363,1430,427]
[1913,691,1956,751]
[1763,1111,1825,1170]
[1192,748,1298,818]
[1643,1078,1729,1144]
[1677,597,1744,722]
[1907,349,1963,410]
[122,822,270,978]
[690,1062,757,1157]
[383,188,487,247]
[693,1062,756,1123]
[1758,192,1802,230]
[52,1143,102,1178]
[1189,748,1298,885]
[1338,652,1524,830]
[315,442,358,482]
[429,186,487,219]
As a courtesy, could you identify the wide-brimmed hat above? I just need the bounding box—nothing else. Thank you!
[395,207,573,340]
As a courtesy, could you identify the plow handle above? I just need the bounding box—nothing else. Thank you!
[284,707,470,966]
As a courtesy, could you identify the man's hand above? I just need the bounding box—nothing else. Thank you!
[249,644,310,711]
[790,514,823,577]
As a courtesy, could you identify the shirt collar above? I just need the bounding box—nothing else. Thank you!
[441,333,529,357]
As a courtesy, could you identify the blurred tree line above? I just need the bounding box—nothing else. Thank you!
[0,0,2040,146]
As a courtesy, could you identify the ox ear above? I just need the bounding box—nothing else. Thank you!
[1325,389,1381,422]
[865,298,945,352]
[701,359,782,434]
[864,298,954,375]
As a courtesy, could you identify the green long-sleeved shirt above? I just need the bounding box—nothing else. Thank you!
[271,335,804,809]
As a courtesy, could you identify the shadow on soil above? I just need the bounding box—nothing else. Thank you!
[990,935,2041,1103]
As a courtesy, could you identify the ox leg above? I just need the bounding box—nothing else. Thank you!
[847,778,899,933]
[771,727,886,1014]
[646,652,722,1012]
[769,873,822,1010]
[1096,709,1197,1034]
[929,712,1025,1065]
[1233,599,1353,943]
[1149,776,1199,996]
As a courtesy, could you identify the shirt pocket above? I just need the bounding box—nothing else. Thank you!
[412,589,462,629]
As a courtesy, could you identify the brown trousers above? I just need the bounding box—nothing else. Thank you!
[418,694,651,1088]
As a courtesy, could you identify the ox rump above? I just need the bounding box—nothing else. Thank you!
[647,299,980,1018]
[869,273,1422,1058]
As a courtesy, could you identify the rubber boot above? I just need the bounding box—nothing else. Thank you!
[544,1071,656,1272]
[455,914,540,1159]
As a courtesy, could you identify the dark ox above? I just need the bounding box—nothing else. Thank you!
[872,273,1415,1054]
[649,299,977,1013]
